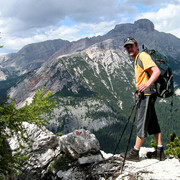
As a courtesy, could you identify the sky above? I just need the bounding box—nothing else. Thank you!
[0,0,180,55]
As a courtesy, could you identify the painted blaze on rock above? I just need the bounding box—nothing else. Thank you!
[59,129,102,160]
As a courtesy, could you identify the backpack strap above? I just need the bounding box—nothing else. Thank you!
[136,54,143,68]
[136,53,150,78]
[136,53,156,94]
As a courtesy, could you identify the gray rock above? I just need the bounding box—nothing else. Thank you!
[56,167,87,180]
[134,19,154,32]
[6,126,180,180]
[59,129,101,159]
[57,169,73,179]
[8,122,61,180]
[8,126,106,179]
[0,70,6,81]
[78,154,103,165]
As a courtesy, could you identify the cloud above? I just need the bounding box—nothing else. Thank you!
[126,0,159,6]
[0,0,138,35]
[0,20,117,53]
[0,0,180,55]
[0,0,132,54]
[135,2,180,38]
[125,0,179,6]
[0,0,118,31]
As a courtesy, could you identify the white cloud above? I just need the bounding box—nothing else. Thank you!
[1,26,79,52]
[0,0,180,55]
[0,0,136,36]
[0,0,118,30]
[0,0,123,54]
[74,21,117,37]
[0,21,117,53]
[135,3,180,38]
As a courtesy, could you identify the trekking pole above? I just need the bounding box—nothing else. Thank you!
[113,100,137,155]
[120,93,141,173]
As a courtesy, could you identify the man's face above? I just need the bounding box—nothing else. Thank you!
[125,44,139,56]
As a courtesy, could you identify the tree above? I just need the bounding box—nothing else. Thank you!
[0,87,56,178]
[165,132,180,159]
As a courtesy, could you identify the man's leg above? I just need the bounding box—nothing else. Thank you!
[119,136,144,161]
[154,132,162,145]
[119,95,148,161]
[134,136,145,149]
[134,133,162,150]
[147,132,165,160]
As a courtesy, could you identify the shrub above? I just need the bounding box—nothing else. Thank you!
[165,133,180,159]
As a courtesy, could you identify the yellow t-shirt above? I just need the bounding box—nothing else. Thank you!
[134,52,157,92]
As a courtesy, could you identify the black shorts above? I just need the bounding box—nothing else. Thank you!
[137,94,161,138]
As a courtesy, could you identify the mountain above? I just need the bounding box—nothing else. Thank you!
[0,39,70,76]
[1,19,180,83]
[0,39,70,101]
[1,19,180,152]
[8,39,135,139]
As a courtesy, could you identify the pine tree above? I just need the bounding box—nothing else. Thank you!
[165,133,180,159]
[0,87,56,178]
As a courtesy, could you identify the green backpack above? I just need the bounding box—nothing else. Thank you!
[137,45,174,98]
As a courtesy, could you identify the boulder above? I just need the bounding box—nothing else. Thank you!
[59,129,102,160]
[8,122,61,179]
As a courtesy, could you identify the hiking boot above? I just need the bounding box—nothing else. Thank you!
[120,148,140,162]
[146,146,166,161]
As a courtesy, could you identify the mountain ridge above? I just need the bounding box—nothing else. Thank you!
[1,18,180,84]
[0,39,70,76]
[1,19,180,78]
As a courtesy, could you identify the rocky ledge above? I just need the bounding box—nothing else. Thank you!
[8,123,180,180]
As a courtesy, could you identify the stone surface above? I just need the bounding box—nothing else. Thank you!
[59,129,101,159]
[0,70,6,81]
[78,154,104,165]
[8,122,61,180]
[6,126,180,180]
[57,168,87,180]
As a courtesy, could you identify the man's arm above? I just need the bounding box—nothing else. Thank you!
[138,66,161,92]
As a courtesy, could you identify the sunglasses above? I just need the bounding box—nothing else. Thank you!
[124,37,136,43]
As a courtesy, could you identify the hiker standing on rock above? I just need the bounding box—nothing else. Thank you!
[120,37,166,161]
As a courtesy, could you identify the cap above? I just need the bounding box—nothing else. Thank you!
[124,37,138,47]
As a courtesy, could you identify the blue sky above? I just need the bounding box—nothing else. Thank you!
[0,0,180,55]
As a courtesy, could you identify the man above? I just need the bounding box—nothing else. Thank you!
[121,37,165,161]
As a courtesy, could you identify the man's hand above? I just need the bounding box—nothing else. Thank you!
[138,83,149,92]
[138,66,160,92]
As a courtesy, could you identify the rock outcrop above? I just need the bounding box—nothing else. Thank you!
[8,124,105,179]
[134,19,154,32]
[59,129,102,161]
[7,124,180,180]
[8,122,61,179]
[0,70,6,80]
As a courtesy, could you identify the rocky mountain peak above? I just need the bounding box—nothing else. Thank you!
[134,19,154,32]
[107,19,154,37]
